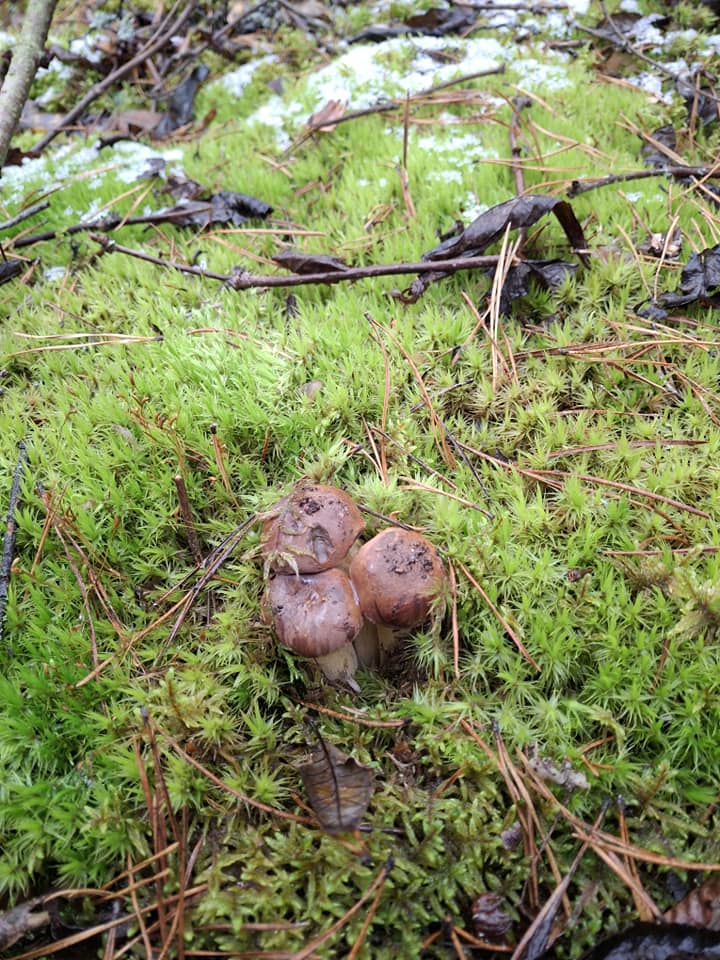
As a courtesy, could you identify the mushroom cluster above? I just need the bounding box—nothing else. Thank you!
[261,482,446,689]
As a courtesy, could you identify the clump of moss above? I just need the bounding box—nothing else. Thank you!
[2,2,720,957]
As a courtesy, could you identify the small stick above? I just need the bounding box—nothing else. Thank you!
[448,560,460,680]
[0,199,50,231]
[173,474,203,565]
[286,64,505,152]
[91,233,508,288]
[0,440,28,647]
[568,164,720,197]
[509,96,529,196]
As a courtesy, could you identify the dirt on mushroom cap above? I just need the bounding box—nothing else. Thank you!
[349,528,446,628]
[261,482,364,574]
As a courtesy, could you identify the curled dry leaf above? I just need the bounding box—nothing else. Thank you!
[665,874,720,930]
[299,742,373,833]
[472,892,512,940]
[272,248,351,275]
[306,98,346,131]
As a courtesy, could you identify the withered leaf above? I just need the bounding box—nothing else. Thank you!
[153,64,211,139]
[272,249,351,275]
[638,228,682,259]
[299,742,373,833]
[0,260,24,285]
[576,922,720,960]
[423,195,587,264]
[639,242,720,318]
[665,875,720,930]
[306,99,346,132]
[159,191,273,228]
[497,259,578,315]
[403,6,477,35]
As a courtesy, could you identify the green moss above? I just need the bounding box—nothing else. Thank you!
[1,3,720,957]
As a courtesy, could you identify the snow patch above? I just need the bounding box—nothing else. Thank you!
[0,141,185,206]
[239,35,573,146]
[218,54,278,98]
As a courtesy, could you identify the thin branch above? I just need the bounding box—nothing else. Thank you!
[569,164,720,197]
[91,232,507,288]
[0,0,58,169]
[0,199,50,231]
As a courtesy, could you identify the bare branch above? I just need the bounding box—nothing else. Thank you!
[0,0,58,170]
[89,232,509,289]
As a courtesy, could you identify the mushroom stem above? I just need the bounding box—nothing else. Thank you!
[353,620,379,669]
[376,625,410,666]
[314,644,360,692]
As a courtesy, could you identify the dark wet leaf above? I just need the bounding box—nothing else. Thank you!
[498,259,578,315]
[272,249,350,274]
[299,743,373,833]
[472,893,512,939]
[665,875,720,930]
[153,64,211,139]
[677,73,719,128]
[163,173,207,201]
[161,191,273,228]
[640,243,720,318]
[573,922,720,960]
[399,195,587,303]
[404,7,477,35]
[349,24,411,42]
[423,195,587,263]
[0,260,24,285]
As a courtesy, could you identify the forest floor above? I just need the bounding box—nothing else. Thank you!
[1,0,720,957]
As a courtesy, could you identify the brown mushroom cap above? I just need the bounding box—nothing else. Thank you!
[261,483,364,574]
[264,568,363,657]
[349,528,446,629]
